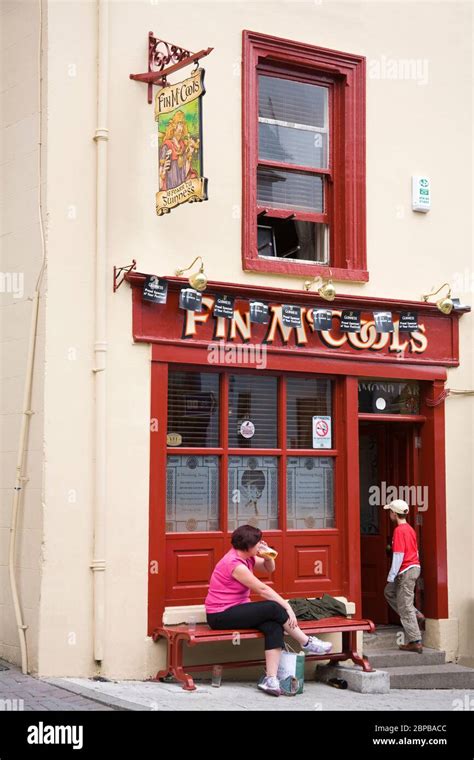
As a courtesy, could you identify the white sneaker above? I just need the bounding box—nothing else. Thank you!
[302,635,333,654]
[257,675,281,696]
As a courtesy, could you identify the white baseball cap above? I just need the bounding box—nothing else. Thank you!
[383,499,409,515]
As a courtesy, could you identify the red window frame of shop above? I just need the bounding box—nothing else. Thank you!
[164,366,339,536]
[242,30,367,282]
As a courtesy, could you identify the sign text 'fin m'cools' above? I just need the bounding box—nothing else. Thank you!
[125,275,469,368]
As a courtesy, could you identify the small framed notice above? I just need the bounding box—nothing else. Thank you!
[312,416,332,449]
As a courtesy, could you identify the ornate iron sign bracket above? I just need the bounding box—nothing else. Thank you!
[130,31,213,104]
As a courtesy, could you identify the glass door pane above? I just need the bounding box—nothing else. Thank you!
[228,456,279,531]
[166,455,219,532]
[287,457,334,529]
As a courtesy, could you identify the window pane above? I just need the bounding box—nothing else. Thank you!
[228,374,277,448]
[228,456,279,531]
[287,377,332,448]
[259,75,328,169]
[257,167,323,213]
[358,379,420,415]
[167,370,219,447]
[259,123,328,170]
[259,75,327,128]
[258,219,328,263]
[287,457,334,529]
[166,455,219,532]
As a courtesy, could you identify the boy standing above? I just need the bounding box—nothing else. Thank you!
[383,499,425,653]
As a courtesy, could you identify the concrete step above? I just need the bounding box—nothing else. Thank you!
[366,647,445,669]
[364,625,408,651]
[384,663,474,690]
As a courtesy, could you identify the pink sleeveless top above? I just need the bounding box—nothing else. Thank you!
[205,548,256,613]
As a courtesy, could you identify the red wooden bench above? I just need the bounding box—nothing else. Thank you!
[150,616,376,691]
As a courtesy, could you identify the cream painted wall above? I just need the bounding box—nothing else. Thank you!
[0,0,47,671]
[3,0,472,677]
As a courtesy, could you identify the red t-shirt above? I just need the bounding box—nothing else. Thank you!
[392,522,420,573]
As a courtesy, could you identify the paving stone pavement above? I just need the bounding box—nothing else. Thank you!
[2,658,473,712]
[0,660,116,711]
[45,675,474,712]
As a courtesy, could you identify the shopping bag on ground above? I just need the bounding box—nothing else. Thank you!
[277,643,305,695]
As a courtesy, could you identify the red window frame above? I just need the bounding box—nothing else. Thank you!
[242,30,367,282]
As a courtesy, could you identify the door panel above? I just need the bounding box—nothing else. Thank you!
[283,533,342,595]
[359,426,389,622]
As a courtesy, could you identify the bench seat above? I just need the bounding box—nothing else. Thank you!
[151,616,375,690]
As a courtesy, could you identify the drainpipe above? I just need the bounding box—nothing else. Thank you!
[8,0,47,676]
[8,291,39,675]
[90,0,109,663]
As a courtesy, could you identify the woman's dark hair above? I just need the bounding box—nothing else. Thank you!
[231,524,262,551]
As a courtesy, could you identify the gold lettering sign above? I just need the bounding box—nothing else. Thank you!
[155,68,208,215]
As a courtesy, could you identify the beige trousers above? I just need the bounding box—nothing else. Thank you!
[384,565,422,643]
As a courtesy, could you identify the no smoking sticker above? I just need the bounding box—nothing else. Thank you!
[312,416,332,449]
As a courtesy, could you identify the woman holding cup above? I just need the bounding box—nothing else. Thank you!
[205,524,332,696]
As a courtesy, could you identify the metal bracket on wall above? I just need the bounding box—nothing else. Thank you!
[129,31,213,104]
[113,259,137,292]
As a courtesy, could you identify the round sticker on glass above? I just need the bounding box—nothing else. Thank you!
[239,420,255,439]
[375,397,387,410]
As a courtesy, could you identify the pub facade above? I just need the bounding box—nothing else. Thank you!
[1,0,472,679]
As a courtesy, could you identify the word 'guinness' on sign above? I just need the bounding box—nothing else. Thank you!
[399,311,419,332]
[213,295,235,319]
[282,305,302,328]
[340,310,361,332]
[155,68,208,216]
[143,276,168,304]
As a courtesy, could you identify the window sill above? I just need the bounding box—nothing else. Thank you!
[243,255,369,283]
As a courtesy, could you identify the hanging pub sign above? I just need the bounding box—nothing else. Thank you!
[249,301,270,324]
[213,295,235,319]
[155,67,208,215]
[373,311,394,333]
[282,305,302,328]
[399,311,419,332]
[340,310,361,332]
[312,309,333,331]
[179,287,203,311]
[142,275,168,304]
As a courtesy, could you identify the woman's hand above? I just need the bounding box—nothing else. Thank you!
[285,604,298,629]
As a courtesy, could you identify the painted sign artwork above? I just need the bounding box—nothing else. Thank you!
[155,67,208,215]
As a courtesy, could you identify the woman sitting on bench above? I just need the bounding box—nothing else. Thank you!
[205,524,332,697]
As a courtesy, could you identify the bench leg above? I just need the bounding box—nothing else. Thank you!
[154,632,174,680]
[153,633,196,689]
[171,635,196,691]
[346,631,375,673]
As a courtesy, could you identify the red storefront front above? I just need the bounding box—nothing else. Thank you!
[125,273,467,635]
